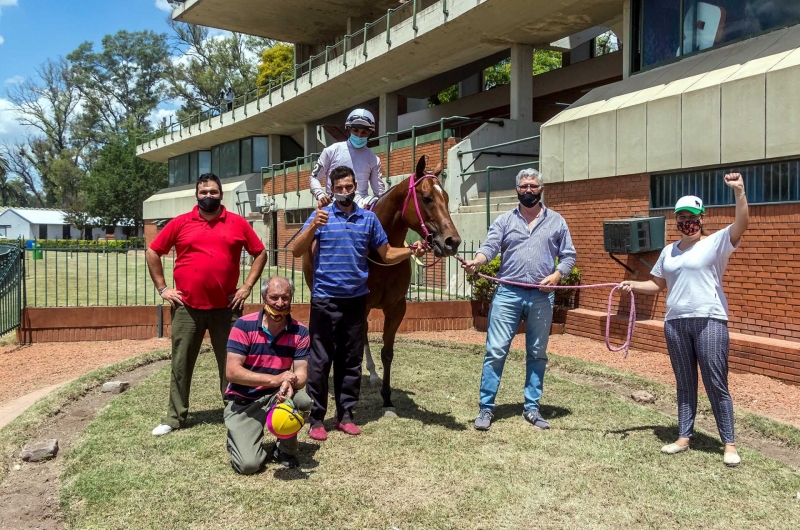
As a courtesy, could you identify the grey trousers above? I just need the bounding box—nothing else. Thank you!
[223,390,312,475]
[664,317,735,444]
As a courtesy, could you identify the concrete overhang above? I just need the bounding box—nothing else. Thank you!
[143,173,261,220]
[172,0,402,44]
[140,0,621,163]
[540,24,800,183]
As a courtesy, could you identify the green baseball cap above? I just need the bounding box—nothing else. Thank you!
[674,195,705,215]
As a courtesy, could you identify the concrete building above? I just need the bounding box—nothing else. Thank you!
[138,0,800,384]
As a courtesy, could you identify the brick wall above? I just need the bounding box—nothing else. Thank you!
[566,308,800,385]
[546,173,800,343]
[144,222,161,247]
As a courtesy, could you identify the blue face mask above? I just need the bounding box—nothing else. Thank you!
[349,134,368,149]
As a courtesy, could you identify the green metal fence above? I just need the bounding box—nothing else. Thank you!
[22,240,480,308]
[138,0,449,150]
[0,243,25,335]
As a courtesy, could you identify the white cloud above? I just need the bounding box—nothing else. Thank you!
[0,97,29,145]
[0,35,4,46]
[155,0,172,13]
[4,75,23,85]
[0,0,19,45]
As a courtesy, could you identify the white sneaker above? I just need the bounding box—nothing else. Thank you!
[660,443,689,454]
[723,451,741,467]
[151,424,174,436]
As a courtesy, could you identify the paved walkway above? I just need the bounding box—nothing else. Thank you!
[0,381,71,429]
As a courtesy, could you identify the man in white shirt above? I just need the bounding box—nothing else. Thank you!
[309,109,384,209]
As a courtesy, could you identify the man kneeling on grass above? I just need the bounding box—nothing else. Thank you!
[224,276,311,474]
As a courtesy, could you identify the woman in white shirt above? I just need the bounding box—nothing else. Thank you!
[621,173,749,467]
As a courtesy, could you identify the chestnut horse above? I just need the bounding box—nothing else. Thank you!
[303,156,462,413]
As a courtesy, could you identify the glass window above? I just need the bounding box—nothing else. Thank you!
[198,151,211,176]
[174,154,190,185]
[253,137,269,170]
[240,138,253,175]
[635,0,800,72]
[189,151,199,181]
[168,158,176,186]
[211,146,220,176]
[650,159,800,208]
[219,140,239,179]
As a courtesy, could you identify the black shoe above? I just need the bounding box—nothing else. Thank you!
[522,409,550,430]
[271,445,299,469]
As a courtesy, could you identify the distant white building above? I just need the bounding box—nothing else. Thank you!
[0,208,142,241]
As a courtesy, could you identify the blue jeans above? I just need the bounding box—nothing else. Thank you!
[480,284,554,412]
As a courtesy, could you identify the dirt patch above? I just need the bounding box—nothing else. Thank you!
[402,330,800,429]
[0,359,169,530]
[0,338,170,405]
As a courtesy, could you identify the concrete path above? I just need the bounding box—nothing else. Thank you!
[0,381,70,429]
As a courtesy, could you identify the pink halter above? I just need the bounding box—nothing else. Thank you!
[400,173,436,244]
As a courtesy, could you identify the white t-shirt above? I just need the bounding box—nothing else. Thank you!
[651,225,740,321]
[309,141,384,201]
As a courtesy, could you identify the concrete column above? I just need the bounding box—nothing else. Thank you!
[303,123,318,156]
[510,44,534,122]
[458,72,483,98]
[622,0,632,79]
[268,135,281,165]
[379,92,398,146]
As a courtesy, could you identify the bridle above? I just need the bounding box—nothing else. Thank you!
[401,172,437,249]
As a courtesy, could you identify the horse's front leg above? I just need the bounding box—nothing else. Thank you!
[380,298,406,416]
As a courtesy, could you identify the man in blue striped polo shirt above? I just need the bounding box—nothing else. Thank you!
[462,168,576,432]
[293,166,426,440]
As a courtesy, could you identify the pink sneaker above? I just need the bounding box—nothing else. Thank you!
[308,424,328,441]
[336,422,361,436]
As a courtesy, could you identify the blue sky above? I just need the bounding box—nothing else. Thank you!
[0,0,175,143]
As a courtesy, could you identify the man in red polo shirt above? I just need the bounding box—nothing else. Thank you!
[146,173,267,436]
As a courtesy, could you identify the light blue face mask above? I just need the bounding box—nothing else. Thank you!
[349,134,368,149]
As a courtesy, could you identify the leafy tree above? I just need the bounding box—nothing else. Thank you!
[83,134,167,230]
[429,50,562,106]
[167,21,275,121]
[595,31,619,57]
[68,30,171,136]
[257,43,294,87]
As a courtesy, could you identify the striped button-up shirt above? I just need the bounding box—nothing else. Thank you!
[303,202,389,299]
[477,204,576,285]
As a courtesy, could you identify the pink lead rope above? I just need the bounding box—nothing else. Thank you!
[399,172,636,357]
[454,255,637,359]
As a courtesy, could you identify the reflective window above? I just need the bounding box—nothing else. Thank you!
[635,0,800,71]
[253,137,269,170]
[651,159,800,208]
[219,140,240,179]
[198,151,211,176]
[241,138,253,175]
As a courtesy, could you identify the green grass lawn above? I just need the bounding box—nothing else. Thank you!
[61,341,800,530]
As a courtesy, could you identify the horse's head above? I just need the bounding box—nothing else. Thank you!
[403,156,462,257]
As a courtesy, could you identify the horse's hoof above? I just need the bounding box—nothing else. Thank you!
[383,408,398,418]
[369,375,382,387]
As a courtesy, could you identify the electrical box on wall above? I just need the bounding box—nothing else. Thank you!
[603,217,666,254]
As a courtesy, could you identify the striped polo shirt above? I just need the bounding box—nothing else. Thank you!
[225,309,310,401]
[303,201,388,299]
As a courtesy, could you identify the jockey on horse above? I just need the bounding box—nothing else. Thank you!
[309,109,384,209]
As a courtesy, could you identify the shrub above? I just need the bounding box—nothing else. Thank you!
[467,254,582,309]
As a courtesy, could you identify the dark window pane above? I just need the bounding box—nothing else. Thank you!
[641,0,681,69]
[241,138,253,175]
[198,151,211,175]
[211,146,220,176]
[253,137,269,170]
[220,140,240,179]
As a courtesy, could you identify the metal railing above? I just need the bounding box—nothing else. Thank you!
[20,241,479,308]
[457,135,541,229]
[259,116,504,200]
[0,244,25,335]
[138,0,449,150]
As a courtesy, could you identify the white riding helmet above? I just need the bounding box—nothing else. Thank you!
[345,109,376,131]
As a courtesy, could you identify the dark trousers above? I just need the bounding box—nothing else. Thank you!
[664,317,735,444]
[163,304,241,429]
[307,296,367,423]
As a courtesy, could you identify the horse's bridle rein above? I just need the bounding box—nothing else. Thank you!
[367,173,440,268]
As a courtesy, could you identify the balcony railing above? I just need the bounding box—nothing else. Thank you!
[137,0,449,150]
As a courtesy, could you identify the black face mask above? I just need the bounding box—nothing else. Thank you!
[334,192,355,208]
[518,192,541,208]
[198,196,221,213]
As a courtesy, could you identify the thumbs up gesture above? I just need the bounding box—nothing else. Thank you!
[311,200,329,229]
